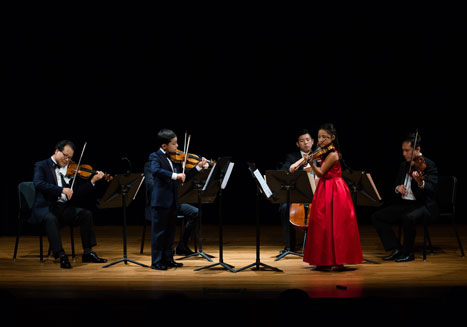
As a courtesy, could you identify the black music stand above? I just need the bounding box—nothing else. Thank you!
[342,168,382,264]
[235,163,282,272]
[99,173,149,268]
[265,170,314,261]
[176,163,221,262]
[194,157,236,272]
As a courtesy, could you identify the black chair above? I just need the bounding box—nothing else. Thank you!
[397,175,464,260]
[435,176,465,257]
[13,181,75,262]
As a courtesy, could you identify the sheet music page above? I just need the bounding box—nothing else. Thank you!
[133,175,145,200]
[253,169,273,198]
[307,171,316,194]
[366,173,382,200]
[202,163,216,191]
[221,162,235,189]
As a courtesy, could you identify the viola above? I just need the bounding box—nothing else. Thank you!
[408,153,427,179]
[66,160,113,182]
[405,130,427,181]
[170,151,214,170]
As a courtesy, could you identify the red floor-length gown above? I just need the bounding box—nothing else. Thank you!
[303,154,363,267]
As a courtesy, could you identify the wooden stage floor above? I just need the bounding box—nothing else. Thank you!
[2,223,467,325]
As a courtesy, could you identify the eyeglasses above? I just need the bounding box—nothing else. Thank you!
[60,151,73,160]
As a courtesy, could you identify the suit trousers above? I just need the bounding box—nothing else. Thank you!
[372,200,431,255]
[151,205,178,266]
[45,202,97,257]
[279,203,296,250]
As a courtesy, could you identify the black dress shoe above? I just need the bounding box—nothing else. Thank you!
[59,255,72,269]
[382,249,402,261]
[176,244,195,256]
[151,263,168,270]
[166,259,183,268]
[395,254,415,262]
[82,252,108,263]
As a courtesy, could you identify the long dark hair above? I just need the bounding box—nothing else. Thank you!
[318,123,349,169]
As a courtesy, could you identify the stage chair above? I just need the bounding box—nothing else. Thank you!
[434,176,464,257]
[13,181,75,262]
[400,175,465,260]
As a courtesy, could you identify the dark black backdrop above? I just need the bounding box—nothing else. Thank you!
[2,5,466,234]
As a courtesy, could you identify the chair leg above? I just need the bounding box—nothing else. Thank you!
[423,227,427,261]
[13,219,21,260]
[452,213,465,257]
[40,235,44,263]
[70,226,75,259]
[140,222,147,254]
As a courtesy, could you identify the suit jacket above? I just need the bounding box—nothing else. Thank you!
[31,157,95,224]
[279,152,316,174]
[149,150,198,209]
[393,156,439,218]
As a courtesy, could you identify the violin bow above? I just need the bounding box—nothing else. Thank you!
[405,129,419,187]
[70,141,87,190]
[183,134,191,175]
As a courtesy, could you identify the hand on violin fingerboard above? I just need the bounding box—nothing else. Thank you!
[90,171,105,184]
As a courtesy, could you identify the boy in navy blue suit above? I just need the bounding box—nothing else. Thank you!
[149,129,208,270]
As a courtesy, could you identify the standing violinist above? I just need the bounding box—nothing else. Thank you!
[277,129,315,256]
[301,123,363,271]
[149,129,208,270]
[372,132,438,262]
[31,140,107,268]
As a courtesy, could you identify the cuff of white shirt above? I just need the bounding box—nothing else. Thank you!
[171,173,178,180]
[418,180,425,188]
[195,165,202,171]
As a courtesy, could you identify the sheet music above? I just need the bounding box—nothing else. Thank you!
[307,171,316,193]
[202,162,216,191]
[253,169,273,198]
[366,173,382,200]
[133,175,145,200]
[221,162,234,189]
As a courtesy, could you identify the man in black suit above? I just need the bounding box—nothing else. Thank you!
[149,129,208,270]
[372,133,438,262]
[277,129,315,255]
[32,140,107,268]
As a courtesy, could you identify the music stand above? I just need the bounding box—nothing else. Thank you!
[235,163,282,272]
[176,160,228,263]
[194,157,236,272]
[342,168,382,264]
[265,170,314,261]
[99,173,149,268]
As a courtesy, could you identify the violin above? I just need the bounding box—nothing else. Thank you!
[291,144,336,172]
[170,151,214,170]
[66,160,113,182]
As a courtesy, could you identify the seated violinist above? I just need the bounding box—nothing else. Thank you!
[31,140,107,268]
[372,132,438,262]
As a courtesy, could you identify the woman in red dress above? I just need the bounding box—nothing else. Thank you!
[296,123,363,271]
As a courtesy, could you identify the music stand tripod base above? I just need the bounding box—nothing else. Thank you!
[99,173,149,269]
[274,250,303,261]
[178,251,214,262]
[194,261,236,272]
